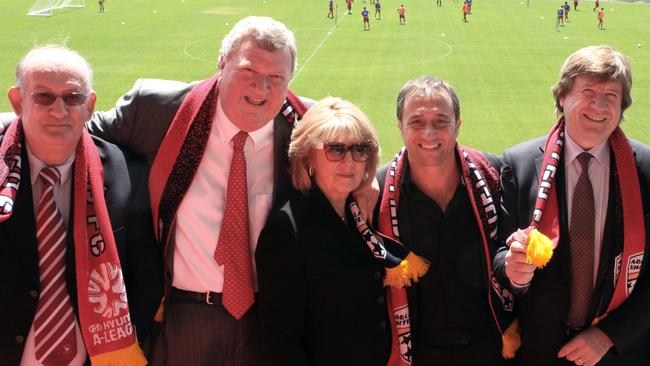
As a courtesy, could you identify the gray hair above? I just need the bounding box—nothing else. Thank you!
[396,75,460,123]
[219,16,297,75]
[552,45,632,119]
[16,44,93,92]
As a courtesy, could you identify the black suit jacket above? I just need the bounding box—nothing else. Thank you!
[256,188,391,366]
[0,135,163,365]
[494,136,650,366]
[85,78,302,284]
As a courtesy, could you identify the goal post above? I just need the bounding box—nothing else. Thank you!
[28,0,85,17]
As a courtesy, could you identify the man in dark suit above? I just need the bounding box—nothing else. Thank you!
[494,45,650,366]
[0,45,161,365]
[84,16,313,366]
[375,76,515,365]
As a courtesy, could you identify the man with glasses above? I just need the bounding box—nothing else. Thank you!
[0,45,162,365]
[375,76,515,365]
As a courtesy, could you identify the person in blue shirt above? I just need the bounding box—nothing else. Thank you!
[374,0,382,19]
[362,7,370,30]
[564,2,571,21]
[556,6,565,29]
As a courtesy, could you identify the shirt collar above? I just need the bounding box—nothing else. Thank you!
[27,145,75,186]
[564,130,610,169]
[215,97,274,152]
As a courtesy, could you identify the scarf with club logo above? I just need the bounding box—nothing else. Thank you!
[531,119,644,317]
[0,121,145,365]
[376,145,517,363]
[147,73,307,319]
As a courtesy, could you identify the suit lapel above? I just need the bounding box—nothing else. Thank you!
[7,152,40,288]
[271,115,292,210]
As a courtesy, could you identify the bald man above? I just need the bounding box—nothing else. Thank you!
[0,45,162,365]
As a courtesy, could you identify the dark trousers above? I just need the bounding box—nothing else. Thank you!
[148,292,264,366]
[413,336,515,366]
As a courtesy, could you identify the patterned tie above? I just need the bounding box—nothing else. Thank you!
[568,152,595,328]
[33,167,77,365]
[214,131,255,320]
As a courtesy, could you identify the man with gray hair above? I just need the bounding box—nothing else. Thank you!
[495,45,650,365]
[0,45,161,365]
[85,16,310,365]
[374,76,516,365]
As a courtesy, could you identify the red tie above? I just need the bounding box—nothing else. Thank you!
[214,131,255,319]
[33,167,77,365]
[568,152,595,328]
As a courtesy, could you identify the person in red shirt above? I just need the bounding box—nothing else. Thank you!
[463,1,469,22]
[397,4,406,24]
[597,7,605,29]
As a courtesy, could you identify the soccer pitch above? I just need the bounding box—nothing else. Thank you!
[1,0,648,157]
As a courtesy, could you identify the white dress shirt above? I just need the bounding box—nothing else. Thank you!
[21,148,86,366]
[564,132,611,287]
[172,97,275,293]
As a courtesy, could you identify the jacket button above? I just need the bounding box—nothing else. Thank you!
[379,321,387,330]
[15,335,25,344]
[374,271,382,280]
[30,290,38,299]
[376,296,385,305]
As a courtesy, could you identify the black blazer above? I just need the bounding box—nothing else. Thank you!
[85,78,303,284]
[0,135,163,365]
[256,188,391,366]
[494,136,650,366]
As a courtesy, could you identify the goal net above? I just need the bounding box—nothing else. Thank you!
[28,0,85,16]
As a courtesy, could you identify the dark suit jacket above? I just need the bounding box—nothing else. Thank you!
[494,136,650,366]
[256,188,391,366]
[85,78,302,283]
[0,135,163,365]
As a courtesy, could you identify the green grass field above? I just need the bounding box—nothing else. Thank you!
[1,0,648,158]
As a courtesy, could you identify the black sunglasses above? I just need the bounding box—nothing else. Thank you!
[26,91,89,106]
[316,142,373,162]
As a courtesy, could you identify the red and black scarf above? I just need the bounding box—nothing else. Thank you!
[532,119,645,316]
[374,145,515,364]
[147,73,306,318]
[0,121,145,366]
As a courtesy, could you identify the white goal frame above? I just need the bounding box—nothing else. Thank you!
[28,0,86,17]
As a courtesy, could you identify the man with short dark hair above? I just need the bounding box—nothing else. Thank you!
[495,45,650,366]
[375,76,516,365]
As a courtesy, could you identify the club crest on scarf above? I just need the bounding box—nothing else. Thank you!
[393,304,412,363]
[87,262,133,345]
[626,253,643,295]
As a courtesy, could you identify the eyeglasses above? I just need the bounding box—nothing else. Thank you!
[315,142,373,162]
[25,91,89,106]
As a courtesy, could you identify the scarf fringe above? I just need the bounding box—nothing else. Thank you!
[526,229,554,268]
[384,252,430,288]
[90,342,147,366]
[501,319,521,359]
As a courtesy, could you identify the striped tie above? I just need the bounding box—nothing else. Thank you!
[33,167,77,365]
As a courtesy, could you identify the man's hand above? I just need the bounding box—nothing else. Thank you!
[557,326,614,366]
[505,228,536,287]
[352,177,380,222]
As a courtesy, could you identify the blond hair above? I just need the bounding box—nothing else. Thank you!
[289,97,380,193]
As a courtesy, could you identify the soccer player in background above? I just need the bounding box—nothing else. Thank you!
[398,4,406,24]
[362,6,371,30]
[598,7,605,29]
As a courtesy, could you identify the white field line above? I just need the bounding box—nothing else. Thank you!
[290,10,346,85]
